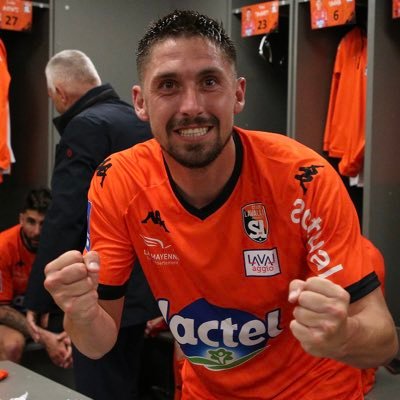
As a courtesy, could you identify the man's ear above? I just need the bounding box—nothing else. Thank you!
[55,85,68,107]
[234,77,246,115]
[19,213,24,226]
[132,85,149,121]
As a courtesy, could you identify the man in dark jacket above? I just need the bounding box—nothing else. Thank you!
[24,49,159,400]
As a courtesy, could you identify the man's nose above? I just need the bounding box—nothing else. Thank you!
[179,86,204,116]
[32,223,41,236]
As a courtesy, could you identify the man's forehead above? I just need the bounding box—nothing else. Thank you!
[144,37,233,76]
[23,210,44,219]
[153,36,213,52]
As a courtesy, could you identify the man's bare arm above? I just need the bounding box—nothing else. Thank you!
[0,305,30,337]
[44,250,123,359]
[289,277,398,368]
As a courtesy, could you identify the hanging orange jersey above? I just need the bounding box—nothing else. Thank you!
[0,225,35,310]
[87,127,378,400]
[323,27,367,177]
[0,39,11,183]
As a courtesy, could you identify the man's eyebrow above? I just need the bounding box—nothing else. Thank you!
[153,72,178,81]
[153,67,224,81]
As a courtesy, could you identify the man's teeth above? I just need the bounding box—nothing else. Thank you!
[178,127,208,137]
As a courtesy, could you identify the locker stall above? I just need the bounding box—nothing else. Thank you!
[231,0,290,134]
[0,1,50,230]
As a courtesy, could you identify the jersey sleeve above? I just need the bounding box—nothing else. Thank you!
[297,161,378,302]
[87,153,137,300]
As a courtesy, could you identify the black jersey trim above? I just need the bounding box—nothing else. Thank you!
[166,131,243,220]
[345,271,380,303]
[98,282,128,300]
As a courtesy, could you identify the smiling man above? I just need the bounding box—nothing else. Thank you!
[44,10,398,400]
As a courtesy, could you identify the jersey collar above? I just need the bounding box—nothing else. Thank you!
[165,130,243,220]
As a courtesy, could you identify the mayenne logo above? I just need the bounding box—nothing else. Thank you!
[294,165,324,194]
[140,234,179,266]
[141,210,170,232]
[140,235,171,249]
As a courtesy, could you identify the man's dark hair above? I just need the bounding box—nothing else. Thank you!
[22,187,52,214]
[136,10,237,81]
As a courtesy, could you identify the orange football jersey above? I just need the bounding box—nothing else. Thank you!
[0,225,35,308]
[87,128,378,399]
[0,39,11,182]
[323,27,367,177]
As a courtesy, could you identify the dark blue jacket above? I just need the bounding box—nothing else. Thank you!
[24,84,159,326]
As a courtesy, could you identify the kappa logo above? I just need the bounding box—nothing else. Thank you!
[294,165,324,194]
[141,210,170,232]
[242,203,268,243]
[96,157,112,187]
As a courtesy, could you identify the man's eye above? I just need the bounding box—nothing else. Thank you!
[160,80,175,90]
[204,78,217,87]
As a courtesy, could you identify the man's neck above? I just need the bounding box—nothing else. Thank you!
[165,137,236,209]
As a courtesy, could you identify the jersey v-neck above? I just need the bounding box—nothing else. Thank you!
[165,131,243,220]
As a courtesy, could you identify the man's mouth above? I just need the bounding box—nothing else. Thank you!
[177,127,210,137]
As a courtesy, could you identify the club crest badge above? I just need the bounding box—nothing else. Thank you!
[242,203,268,243]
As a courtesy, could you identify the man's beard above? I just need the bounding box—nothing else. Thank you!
[21,230,39,253]
[164,116,231,169]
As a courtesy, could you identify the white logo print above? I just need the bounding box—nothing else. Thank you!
[244,249,281,277]
[290,198,343,278]
[140,234,171,249]
[140,234,179,266]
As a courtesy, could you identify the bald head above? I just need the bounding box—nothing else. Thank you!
[45,50,101,113]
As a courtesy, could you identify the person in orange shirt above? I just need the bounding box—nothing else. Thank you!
[43,10,397,400]
[242,7,256,37]
[0,188,72,367]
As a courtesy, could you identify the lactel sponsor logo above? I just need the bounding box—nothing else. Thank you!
[244,248,280,277]
[159,298,283,371]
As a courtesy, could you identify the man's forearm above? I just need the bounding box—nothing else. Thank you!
[64,304,118,359]
[339,290,398,368]
[0,305,30,337]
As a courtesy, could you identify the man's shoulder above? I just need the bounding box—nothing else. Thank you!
[236,127,321,158]
[93,139,165,191]
[110,139,160,168]
[0,225,20,257]
[74,98,134,122]
[0,224,20,243]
